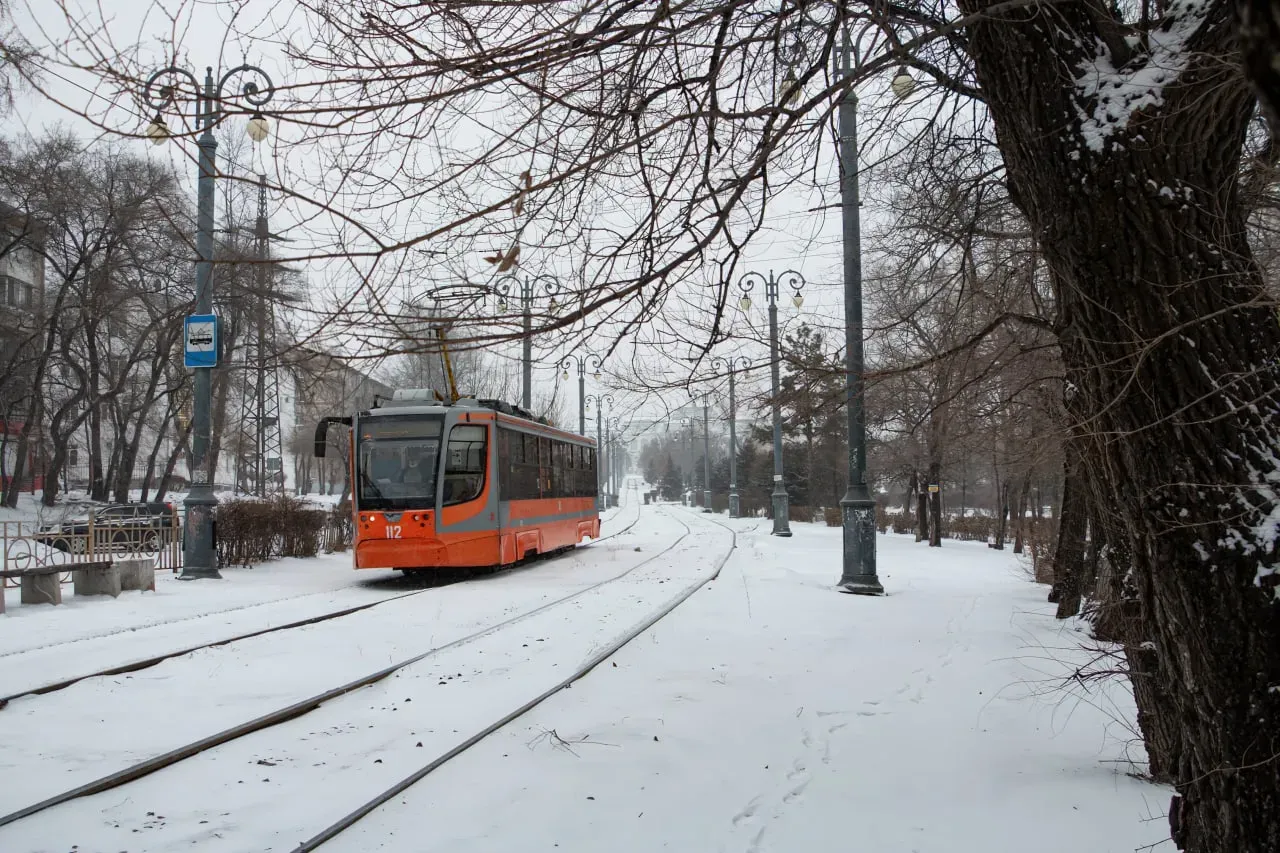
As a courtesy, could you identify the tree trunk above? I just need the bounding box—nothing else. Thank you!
[962,6,1280,849]
[915,474,929,543]
[927,460,942,547]
[1013,473,1030,555]
[1,431,29,508]
[39,399,86,508]
[1051,448,1088,618]
[154,415,194,502]
[1237,1,1280,147]
[991,481,1009,550]
[88,404,106,502]
[139,402,177,502]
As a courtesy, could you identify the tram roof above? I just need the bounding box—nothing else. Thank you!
[360,395,593,442]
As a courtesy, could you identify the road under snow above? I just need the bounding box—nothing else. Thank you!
[0,500,1167,853]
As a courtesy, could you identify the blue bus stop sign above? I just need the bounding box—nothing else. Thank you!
[184,314,218,368]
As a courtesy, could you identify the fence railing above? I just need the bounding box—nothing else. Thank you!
[1,511,184,587]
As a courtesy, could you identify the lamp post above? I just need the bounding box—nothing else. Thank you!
[586,393,614,509]
[492,275,560,410]
[561,353,602,436]
[711,356,751,517]
[738,270,805,537]
[687,390,713,512]
[779,14,915,593]
[144,64,274,580]
[607,416,623,497]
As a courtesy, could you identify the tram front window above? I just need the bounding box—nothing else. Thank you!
[357,415,444,511]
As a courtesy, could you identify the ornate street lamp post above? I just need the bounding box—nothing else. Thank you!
[777,11,915,593]
[144,63,274,580]
[561,353,602,436]
[606,416,623,498]
[710,356,751,517]
[585,393,614,509]
[491,275,560,410]
[687,390,713,512]
[737,270,805,537]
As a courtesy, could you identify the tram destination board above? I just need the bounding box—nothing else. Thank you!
[360,415,444,440]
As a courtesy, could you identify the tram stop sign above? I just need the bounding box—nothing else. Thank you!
[184,314,219,368]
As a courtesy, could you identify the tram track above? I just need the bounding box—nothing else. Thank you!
[291,508,745,852]
[0,501,699,833]
[0,500,642,709]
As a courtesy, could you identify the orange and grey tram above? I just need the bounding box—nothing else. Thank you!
[314,391,601,572]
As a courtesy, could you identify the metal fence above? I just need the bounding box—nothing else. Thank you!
[1,510,184,587]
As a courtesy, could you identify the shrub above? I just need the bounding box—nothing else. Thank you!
[324,506,353,553]
[216,495,328,568]
[948,515,995,543]
[824,506,842,527]
[789,504,813,523]
[874,505,893,532]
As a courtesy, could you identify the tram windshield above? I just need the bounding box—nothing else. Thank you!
[356,415,444,511]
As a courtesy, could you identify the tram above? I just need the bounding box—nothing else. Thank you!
[314,391,601,572]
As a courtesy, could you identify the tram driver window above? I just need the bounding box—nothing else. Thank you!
[400,446,430,486]
[443,424,487,505]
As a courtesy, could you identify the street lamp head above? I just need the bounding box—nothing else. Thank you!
[562,368,570,381]
[792,293,804,309]
[246,112,270,143]
[891,66,916,101]
[146,114,169,146]
[739,295,751,311]
[497,298,508,312]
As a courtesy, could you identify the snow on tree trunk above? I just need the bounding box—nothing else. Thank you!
[961,1,1280,848]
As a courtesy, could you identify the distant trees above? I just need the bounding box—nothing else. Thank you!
[0,132,194,507]
[0,130,313,507]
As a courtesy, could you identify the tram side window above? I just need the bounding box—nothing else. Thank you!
[442,424,487,505]
[537,435,552,494]
[572,444,586,497]
[551,441,567,497]
[565,440,576,494]
[498,428,540,501]
[585,447,597,496]
[494,429,601,501]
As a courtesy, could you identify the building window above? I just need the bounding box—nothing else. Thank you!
[1,276,34,309]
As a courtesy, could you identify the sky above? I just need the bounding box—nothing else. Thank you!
[8,0,932,441]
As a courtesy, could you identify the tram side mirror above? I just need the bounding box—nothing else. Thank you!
[314,416,353,458]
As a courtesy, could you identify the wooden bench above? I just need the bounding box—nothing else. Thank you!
[0,561,113,611]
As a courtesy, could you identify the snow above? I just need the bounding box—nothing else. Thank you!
[1073,0,1211,153]
[1,502,631,694]
[0,502,1168,852]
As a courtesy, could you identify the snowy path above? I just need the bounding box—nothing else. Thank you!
[320,511,1168,853]
[0,503,632,695]
[0,505,1167,853]
[0,507,740,851]
[0,502,654,818]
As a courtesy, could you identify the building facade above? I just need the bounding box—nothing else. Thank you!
[0,202,46,494]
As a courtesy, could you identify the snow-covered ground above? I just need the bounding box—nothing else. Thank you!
[0,502,632,691]
[0,499,1167,853]
[329,514,1164,853]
